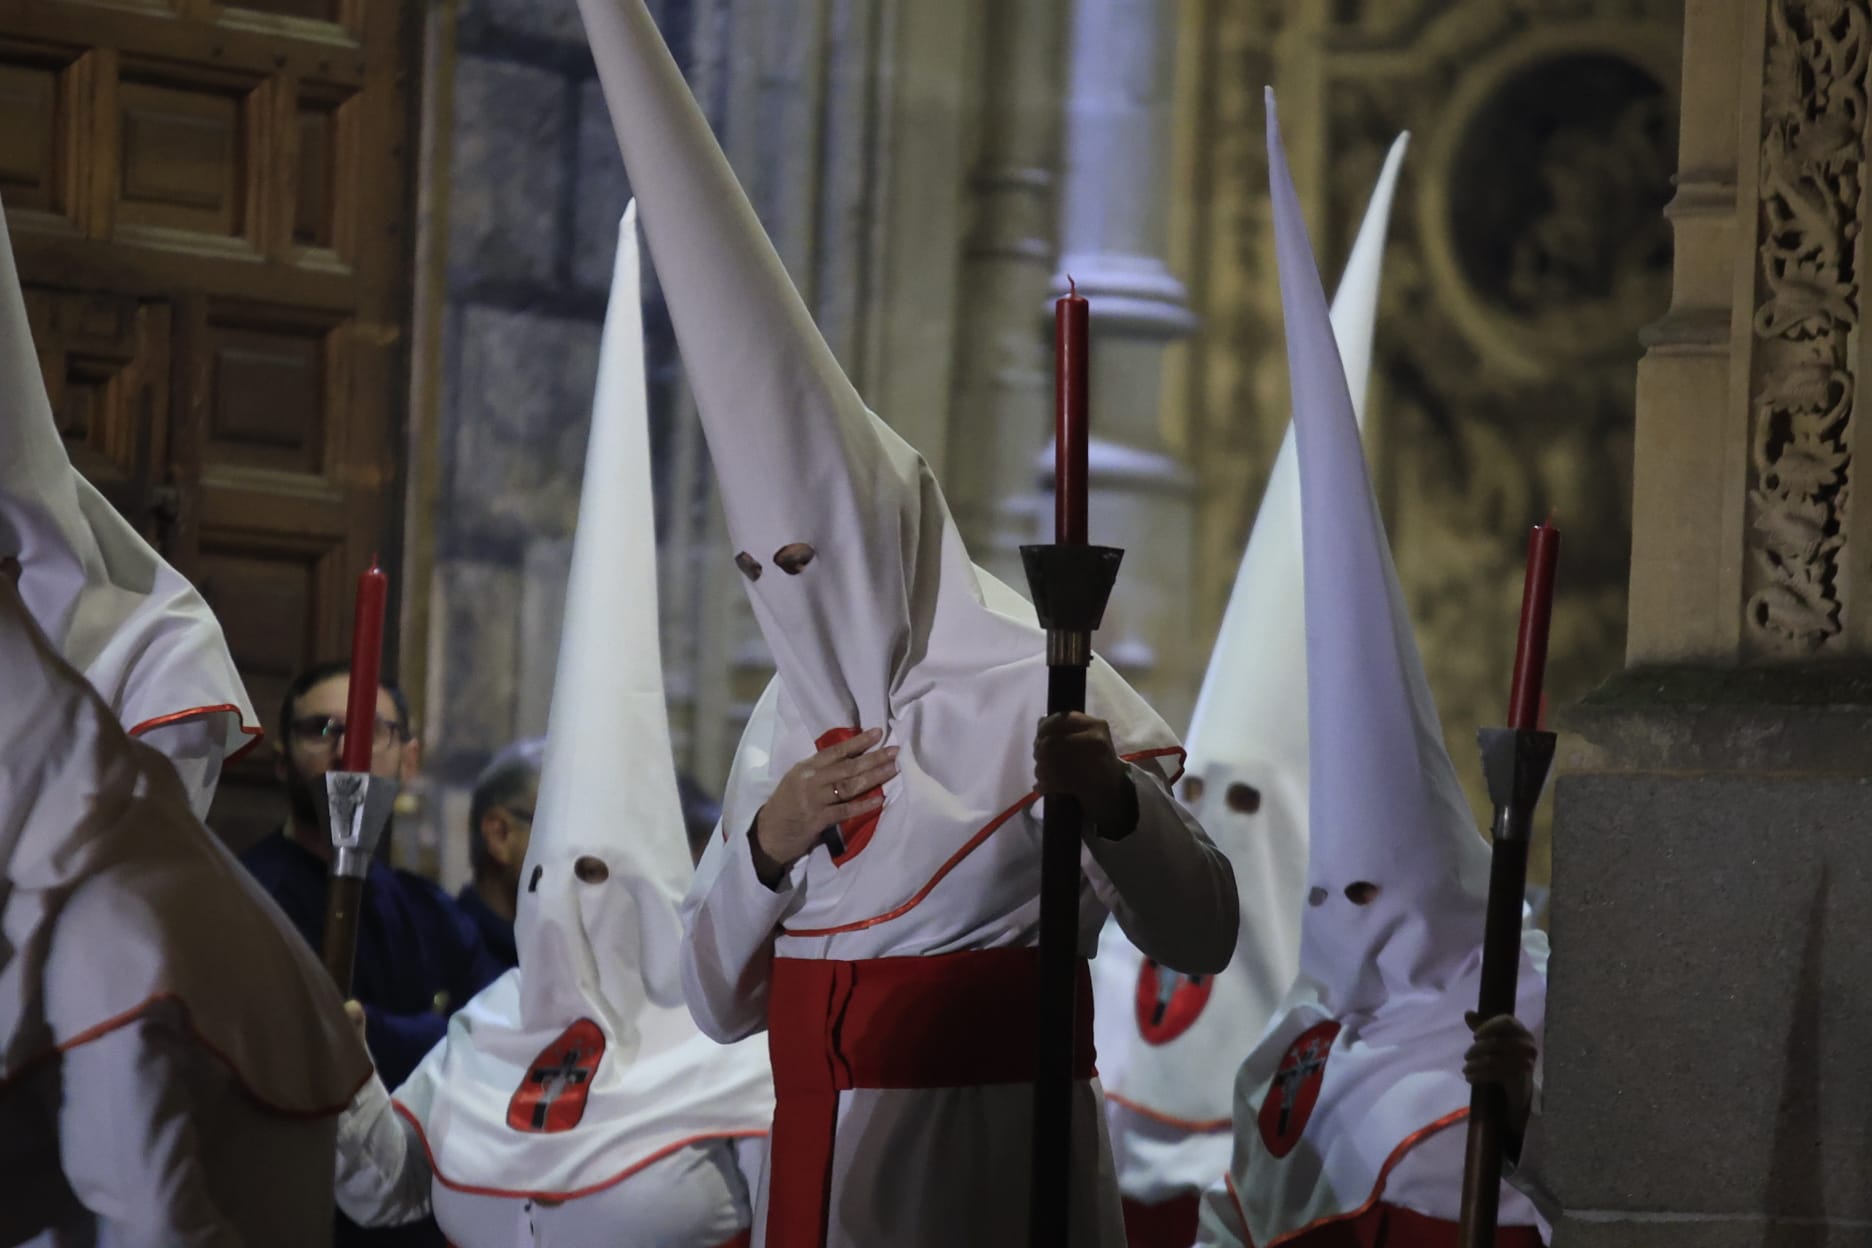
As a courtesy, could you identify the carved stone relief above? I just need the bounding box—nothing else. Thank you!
[1742,0,1869,656]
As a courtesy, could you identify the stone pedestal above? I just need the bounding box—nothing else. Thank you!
[1545,1,1872,1242]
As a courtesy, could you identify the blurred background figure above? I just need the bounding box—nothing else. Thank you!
[459,736,545,969]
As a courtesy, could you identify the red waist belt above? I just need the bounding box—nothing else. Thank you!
[765,947,1095,1248]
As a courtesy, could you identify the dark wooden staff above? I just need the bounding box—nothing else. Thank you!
[1458,520,1559,1248]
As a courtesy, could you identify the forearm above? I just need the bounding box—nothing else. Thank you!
[334,1075,433,1226]
[1084,761,1239,975]
[680,821,802,1041]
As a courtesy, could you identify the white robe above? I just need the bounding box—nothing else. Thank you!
[336,1071,765,1248]
[9,1008,338,1248]
[683,739,1236,1248]
[0,574,368,1246]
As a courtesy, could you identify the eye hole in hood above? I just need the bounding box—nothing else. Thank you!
[773,543,816,575]
[574,856,610,884]
[1344,881,1380,906]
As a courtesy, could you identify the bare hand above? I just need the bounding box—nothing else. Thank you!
[1033,713,1129,828]
[751,728,898,882]
[344,1000,367,1044]
[1463,1011,1536,1140]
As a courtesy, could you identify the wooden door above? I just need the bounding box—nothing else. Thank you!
[2,0,418,848]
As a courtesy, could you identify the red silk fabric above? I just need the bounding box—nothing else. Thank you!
[764,948,1094,1247]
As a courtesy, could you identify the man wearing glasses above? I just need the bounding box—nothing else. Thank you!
[240,660,505,1248]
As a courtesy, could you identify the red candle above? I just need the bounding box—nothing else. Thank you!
[1506,521,1561,732]
[1055,277,1089,546]
[341,560,389,773]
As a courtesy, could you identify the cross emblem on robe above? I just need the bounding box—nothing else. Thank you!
[525,1047,594,1130]
[1272,1034,1331,1135]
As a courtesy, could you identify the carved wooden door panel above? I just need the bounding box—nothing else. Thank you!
[1,0,416,847]
[24,288,177,545]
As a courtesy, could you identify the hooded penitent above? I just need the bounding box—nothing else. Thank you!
[0,537,370,1126]
[1200,94,1546,1245]
[577,0,1182,954]
[390,207,773,1203]
[0,200,259,821]
[1092,133,1408,1193]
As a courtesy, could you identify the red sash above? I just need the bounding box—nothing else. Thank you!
[765,947,1095,1248]
[1121,1193,1200,1248]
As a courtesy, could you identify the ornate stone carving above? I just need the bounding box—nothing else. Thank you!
[1743,0,1870,655]
[1181,0,1680,877]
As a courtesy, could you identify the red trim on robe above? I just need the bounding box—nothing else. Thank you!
[388,1098,769,1205]
[781,745,1187,938]
[764,948,1096,1248]
[1225,1107,1542,1248]
[1104,1089,1234,1134]
[126,703,266,763]
[0,990,369,1119]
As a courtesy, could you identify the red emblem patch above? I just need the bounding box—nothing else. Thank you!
[1257,1021,1341,1158]
[506,1019,606,1134]
[1134,958,1214,1045]
[816,726,884,865]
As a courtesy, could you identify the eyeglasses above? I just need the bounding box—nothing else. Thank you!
[288,713,408,753]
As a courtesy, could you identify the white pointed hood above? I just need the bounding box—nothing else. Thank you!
[390,210,772,1202]
[580,0,1182,949]
[513,201,692,1038]
[1094,137,1406,1187]
[1197,96,1546,1246]
[1274,109,1486,1016]
[0,198,258,819]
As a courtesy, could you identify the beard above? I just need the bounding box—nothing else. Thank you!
[283,759,323,830]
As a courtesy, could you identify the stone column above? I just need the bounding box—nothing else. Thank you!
[1546,2,1872,1243]
[1053,0,1199,724]
[945,0,1067,586]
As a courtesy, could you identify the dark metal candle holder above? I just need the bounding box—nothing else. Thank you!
[315,769,399,996]
[1458,726,1556,1248]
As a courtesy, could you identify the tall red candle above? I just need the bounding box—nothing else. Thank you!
[1506,521,1560,732]
[1055,277,1089,546]
[341,560,389,773]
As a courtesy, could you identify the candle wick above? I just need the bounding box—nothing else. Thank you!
[1068,275,1077,299]
[1541,509,1556,529]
